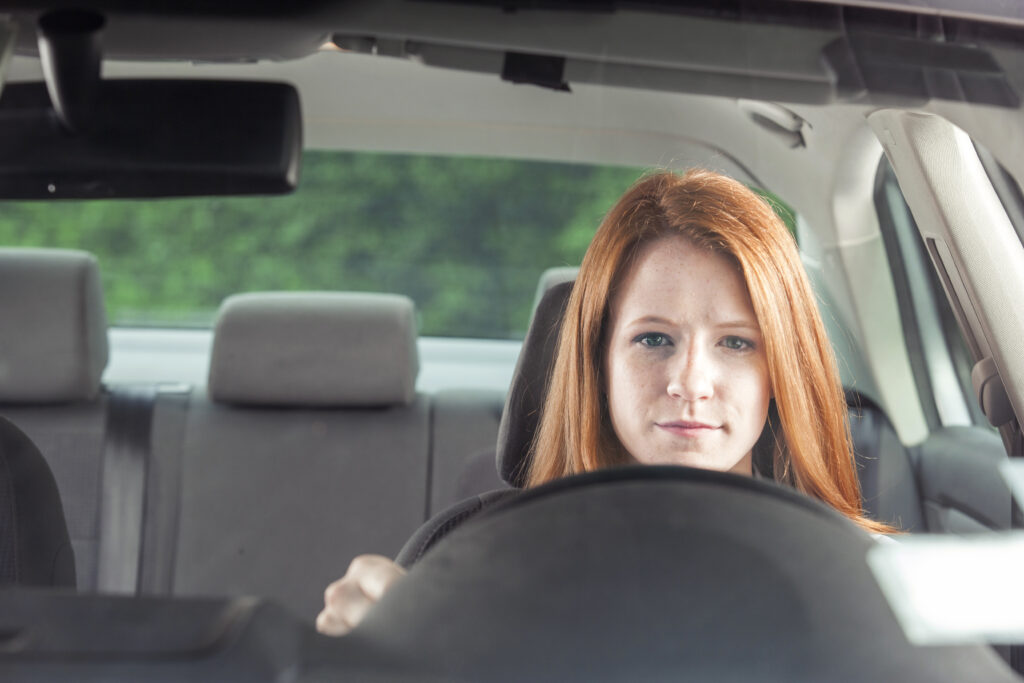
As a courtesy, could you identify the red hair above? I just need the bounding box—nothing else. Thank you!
[526,169,891,534]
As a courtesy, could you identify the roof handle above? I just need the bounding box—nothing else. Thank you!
[972,356,1015,428]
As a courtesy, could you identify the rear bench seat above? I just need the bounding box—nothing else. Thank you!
[167,292,429,619]
[0,249,499,616]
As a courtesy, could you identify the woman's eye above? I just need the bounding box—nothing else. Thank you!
[634,332,670,348]
[721,336,753,351]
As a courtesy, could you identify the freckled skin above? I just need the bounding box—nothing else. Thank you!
[603,235,771,475]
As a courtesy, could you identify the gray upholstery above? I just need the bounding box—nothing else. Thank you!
[0,248,108,403]
[429,388,505,516]
[170,291,430,619]
[172,392,430,620]
[0,248,110,590]
[209,292,418,407]
[0,406,107,590]
[0,414,76,587]
[846,390,925,532]
[531,266,577,312]
[917,425,1012,533]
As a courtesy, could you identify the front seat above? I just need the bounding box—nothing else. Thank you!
[395,281,573,566]
[0,415,76,587]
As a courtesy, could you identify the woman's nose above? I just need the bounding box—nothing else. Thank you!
[666,347,714,401]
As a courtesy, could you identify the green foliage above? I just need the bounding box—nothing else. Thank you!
[0,153,796,339]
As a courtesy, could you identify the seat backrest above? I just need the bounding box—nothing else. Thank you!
[0,248,109,590]
[846,390,925,531]
[169,292,430,620]
[497,280,573,487]
[429,388,505,516]
[443,268,579,506]
[0,415,76,587]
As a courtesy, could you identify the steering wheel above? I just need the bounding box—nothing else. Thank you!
[342,465,1015,682]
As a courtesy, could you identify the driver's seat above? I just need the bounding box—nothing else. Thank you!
[396,280,572,566]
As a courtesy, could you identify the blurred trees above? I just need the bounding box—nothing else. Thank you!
[0,152,793,339]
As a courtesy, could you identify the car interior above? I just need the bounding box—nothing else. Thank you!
[2,0,1024,680]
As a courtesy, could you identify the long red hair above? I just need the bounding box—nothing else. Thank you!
[525,169,891,534]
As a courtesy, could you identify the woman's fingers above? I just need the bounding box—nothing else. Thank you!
[349,554,406,599]
[316,554,406,636]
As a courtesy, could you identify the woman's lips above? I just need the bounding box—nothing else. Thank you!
[656,421,720,437]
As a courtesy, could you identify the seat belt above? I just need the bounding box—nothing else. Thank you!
[96,386,157,594]
[137,386,190,595]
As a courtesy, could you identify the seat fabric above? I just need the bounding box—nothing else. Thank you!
[0,415,76,587]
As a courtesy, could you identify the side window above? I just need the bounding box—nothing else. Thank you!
[874,158,984,428]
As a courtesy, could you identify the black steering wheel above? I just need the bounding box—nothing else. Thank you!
[340,465,1015,682]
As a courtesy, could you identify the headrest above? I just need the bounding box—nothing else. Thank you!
[497,280,573,487]
[208,292,419,408]
[531,266,578,313]
[0,248,108,403]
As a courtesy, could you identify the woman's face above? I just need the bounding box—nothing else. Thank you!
[603,235,771,475]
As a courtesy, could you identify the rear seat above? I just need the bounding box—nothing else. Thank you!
[0,248,110,590]
[166,292,430,619]
[429,388,504,516]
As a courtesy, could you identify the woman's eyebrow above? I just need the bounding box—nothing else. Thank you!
[623,315,760,332]
[714,319,761,332]
[624,314,676,327]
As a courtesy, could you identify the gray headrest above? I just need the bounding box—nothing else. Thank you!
[0,248,108,403]
[531,266,578,313]
[208,292,419,407]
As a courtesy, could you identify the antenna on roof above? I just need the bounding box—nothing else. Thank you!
[37,8,104,133]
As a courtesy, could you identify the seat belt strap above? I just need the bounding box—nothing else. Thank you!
[96,386,156,594]
[137,386,190,595]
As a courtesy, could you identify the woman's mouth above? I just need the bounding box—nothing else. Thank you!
[656,421,720,438]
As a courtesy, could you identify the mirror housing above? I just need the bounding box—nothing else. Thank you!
[0,79,302,199]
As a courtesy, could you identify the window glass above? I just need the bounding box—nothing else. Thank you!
[874,158,983,427]
[0,151,797,339]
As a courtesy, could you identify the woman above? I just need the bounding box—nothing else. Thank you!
[316,169,891,637]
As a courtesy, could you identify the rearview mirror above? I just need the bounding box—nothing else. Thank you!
[0,79,302,199]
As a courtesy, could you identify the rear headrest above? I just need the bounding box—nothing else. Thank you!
[497,280,573,487]
[208,292,419,408]
[531,266,578,313]
[0,248,108,403]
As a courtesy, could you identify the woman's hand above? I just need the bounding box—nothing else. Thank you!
[316,554,406,636]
